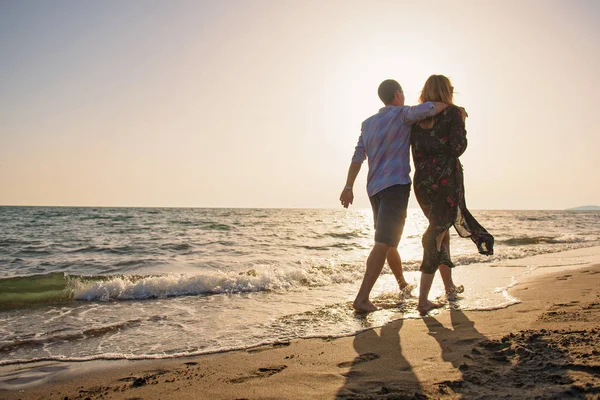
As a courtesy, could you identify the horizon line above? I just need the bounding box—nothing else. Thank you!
[1,204,598,211]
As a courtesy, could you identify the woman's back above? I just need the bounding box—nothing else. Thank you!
[411,105,467,160]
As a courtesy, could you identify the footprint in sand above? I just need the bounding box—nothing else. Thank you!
[247,342,291,354]
[584,269,600,275]
[229,365,287,383]
[337,352,380,368]
[583,302,600,310]
[118,369,169,388]
[554,301,580,307]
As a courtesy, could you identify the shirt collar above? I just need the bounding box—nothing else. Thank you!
[379,105,400,112]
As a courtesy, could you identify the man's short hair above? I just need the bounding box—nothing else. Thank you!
[378,79,402,105]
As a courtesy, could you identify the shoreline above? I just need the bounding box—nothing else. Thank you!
[2,249,600,399]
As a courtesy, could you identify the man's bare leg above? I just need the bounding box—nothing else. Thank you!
[353,242,389,312]
[386,247,410,290]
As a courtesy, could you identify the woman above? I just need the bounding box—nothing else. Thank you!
[411,75,494,316]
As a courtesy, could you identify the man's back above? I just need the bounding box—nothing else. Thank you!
[353,103,436,197]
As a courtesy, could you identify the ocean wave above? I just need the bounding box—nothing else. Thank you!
[0,263,364,308]
[113,258,159,267]
[200,222,232,231]
[32,211,66,218]
[2,240,599,308]
[13,248,52,256]
[68,245,137,255]
[169,220,233,231]
[169,219,195,225]
[325,231,366,240]
[108,215,135,221]
[499,235,585,246]
[0,339,292,367]
[0,272,72,309]
[300,243,356,250]
[397,239,600,272]
[159,242,193,251]
[69,265,357,301]
[0,319,142,353]
[0,239,43,248]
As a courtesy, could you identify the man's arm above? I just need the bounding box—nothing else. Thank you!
[341,132,366,208]
[405,101,450,124]
[432,102,469,119]
[340,162,362,208]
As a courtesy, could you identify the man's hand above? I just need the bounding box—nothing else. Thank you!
[431,101,449,115]
[340,187,354,208]
[340,162,361,208]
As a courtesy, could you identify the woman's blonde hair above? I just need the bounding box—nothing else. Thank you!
[418,75,454,128]
[419,74,454,105]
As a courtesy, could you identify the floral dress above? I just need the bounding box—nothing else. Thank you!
[411,106,494,274]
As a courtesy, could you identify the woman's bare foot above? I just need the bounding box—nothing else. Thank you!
[417,300,444,316]
[353,298,378,313]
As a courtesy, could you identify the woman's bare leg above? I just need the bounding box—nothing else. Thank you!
[417,272,443,315]
[437,231,463,296]
[437,231,455,291]
[435,230,448,252]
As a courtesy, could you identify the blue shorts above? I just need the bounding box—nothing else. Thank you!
[369,184,411,247]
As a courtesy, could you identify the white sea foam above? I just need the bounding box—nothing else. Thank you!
[70,263,364,301]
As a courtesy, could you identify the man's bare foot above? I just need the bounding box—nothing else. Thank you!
[417,300,444,316]
[399,281,416,296]
[398,280,410,290]
[353,299,378,313]
[445,284,464,301]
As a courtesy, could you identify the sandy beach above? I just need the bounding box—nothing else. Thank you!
[2,249,600,399]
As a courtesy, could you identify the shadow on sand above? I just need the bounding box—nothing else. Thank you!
[424,309,598,399]
[336,315,426,399]
[337,308,596,399]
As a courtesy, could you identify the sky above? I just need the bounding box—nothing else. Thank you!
[1,0,599,210]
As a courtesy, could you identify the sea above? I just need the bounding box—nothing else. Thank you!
[1,206,599,367]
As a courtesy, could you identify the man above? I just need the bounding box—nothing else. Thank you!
[340,79,448,312]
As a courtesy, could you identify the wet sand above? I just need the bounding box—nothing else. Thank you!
[1,257,599,399]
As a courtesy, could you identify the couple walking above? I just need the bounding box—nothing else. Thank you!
[340,75,494,315]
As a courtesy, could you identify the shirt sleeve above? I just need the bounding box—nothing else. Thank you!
[351,133,366,164]
[404,102,437,124]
